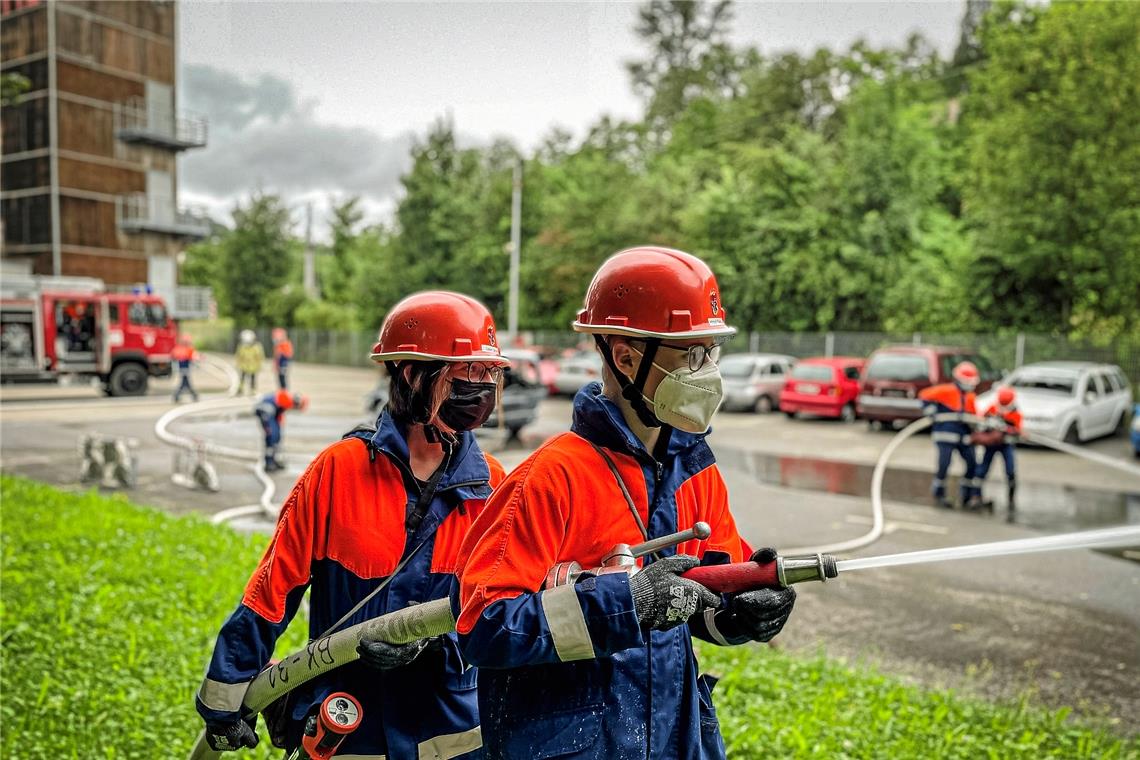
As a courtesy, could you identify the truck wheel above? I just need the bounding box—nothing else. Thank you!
[108,363,148,396]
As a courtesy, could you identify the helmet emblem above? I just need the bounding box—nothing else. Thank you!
[710,291,720,316]
[403,318,419,329]
[613,284,630,299]
[487,326,497,347]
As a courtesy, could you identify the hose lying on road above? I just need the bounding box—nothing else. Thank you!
[784,412,1140,556]
[153,356,279,520]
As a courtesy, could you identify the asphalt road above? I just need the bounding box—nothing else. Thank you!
[2,358,1138,733]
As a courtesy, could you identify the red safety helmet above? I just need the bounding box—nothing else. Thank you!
[178,333,193,345]
[996,386,1016,407]
[370,291,509,365]
[572,247,736,340]
[952,361,980,388]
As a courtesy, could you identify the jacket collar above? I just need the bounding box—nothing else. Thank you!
[367,411,492,498]
[570,382,709,462]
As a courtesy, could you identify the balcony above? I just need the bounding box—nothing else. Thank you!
[114,100,208,151]
[171,286,214,320]
[117,194,211,239]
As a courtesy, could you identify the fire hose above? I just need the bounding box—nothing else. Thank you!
[154,355,279,521]
[188,410,1140,758]
[186,514,1140,760]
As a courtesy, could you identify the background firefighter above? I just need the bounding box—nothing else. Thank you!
[977,385,1023,518]
[455,247,797,760]
[919,361,982,510]
[234,329,265,396]
[272,327,294,390]
[196,292,509,758]
[253,388,308,472]
[172,333,200,403]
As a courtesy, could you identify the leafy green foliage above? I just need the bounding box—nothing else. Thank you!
[0,476,303,758]
[697,644,1135,758]
[220,193,297,326]
[2,476,1135,757]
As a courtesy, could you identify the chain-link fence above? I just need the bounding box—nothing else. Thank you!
[191,325,1140,384]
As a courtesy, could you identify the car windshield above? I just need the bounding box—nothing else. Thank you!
[1009,372,1077,396]
[719,357,755,378]
[791,364,833,381]
[864,354,928,381]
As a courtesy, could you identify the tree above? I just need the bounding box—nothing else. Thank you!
[963,0,1140,338]
[626,0,741,135]
[220,193,295,325]
[321,197,364,304]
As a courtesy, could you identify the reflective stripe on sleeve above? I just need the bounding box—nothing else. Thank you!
[197,677,248,713]
[417,726,482,760]
[540,585,595,662]
[932,431,963,444]
[703,608,731,646]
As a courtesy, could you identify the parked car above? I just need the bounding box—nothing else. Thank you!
[857,345,999,426]
[779,356,865,421]
[363,349,546,439]
[484,349,547,438]
[552,351,603,396]
[1131,403,1140,457]
[976,362,1132,444]
[720,353,796,413]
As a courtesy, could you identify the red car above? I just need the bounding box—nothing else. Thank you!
[779,356,865,422]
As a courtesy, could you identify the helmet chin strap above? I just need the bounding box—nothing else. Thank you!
[595,334,661,429]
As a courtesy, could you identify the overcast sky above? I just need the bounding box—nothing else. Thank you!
[178,1,967,234]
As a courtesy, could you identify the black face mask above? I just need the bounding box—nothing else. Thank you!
[438,380,497,432]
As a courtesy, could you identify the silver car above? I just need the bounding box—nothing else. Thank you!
[553,351,604,396]
[719,353,795,413]
[976,361,1133,444]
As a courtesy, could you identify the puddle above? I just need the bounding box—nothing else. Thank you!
[717,448,1140,533]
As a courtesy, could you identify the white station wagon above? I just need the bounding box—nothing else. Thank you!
[977,361,1133,444]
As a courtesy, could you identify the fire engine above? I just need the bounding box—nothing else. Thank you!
[1,275,176,396]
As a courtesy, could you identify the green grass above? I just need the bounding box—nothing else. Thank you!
[1,475,1136,758]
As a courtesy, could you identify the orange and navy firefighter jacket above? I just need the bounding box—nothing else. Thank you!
[983,403,1023,440]
[255,389,301,423]
[171,343,196,371]
[196,412,504,759]
[455,383,752,760]
[919,383,977,445]
[274,339,294,371]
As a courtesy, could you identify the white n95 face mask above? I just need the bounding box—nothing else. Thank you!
[629,353,724,434]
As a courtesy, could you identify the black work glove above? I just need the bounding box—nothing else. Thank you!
[357,637,431,670]
[204,716,259,752]
[722,547,796,642]
[630,554,720,631]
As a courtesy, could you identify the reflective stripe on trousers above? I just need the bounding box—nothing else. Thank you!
[321,727,482,760]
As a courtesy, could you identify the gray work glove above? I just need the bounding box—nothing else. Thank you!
[630,554,720,631]
[204,716,259,752]
[357,637,431,670]
[721,547,797,642]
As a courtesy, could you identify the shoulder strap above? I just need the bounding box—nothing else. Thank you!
[586,440,664,562]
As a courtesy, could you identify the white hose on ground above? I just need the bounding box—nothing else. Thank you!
[154,354,280,522]
[785,412,1140,557]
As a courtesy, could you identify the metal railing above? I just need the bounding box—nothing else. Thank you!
[116,193,211,239]
[113,98,208,150]
[189,328,1140,384]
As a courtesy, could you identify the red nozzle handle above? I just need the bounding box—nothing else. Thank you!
[682,560,779,594]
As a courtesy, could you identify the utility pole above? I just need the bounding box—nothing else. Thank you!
[303,201,317,298]
[508,160,522,342]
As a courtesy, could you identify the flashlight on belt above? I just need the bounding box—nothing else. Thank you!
[298,692,362,760]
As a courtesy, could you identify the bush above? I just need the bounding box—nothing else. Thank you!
[1,476,1134,758]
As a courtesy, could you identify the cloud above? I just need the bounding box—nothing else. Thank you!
[179,65,415,225]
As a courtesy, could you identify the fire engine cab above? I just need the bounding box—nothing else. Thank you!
[1,275,176,396]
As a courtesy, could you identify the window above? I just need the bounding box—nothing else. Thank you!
[843,366,862,380]
[1105,370,1126,393]
[865,354,929,382]
[108,304,120,323]
[1010,372,1076,396]
[719,357,756,379]
[791,364,833,382]
[768,363,785,376]
[128,302,147,325]
[1086,374,1106,399]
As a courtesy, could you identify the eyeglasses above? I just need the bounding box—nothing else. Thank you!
[460,361,505,384]
[632,339,725,372]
